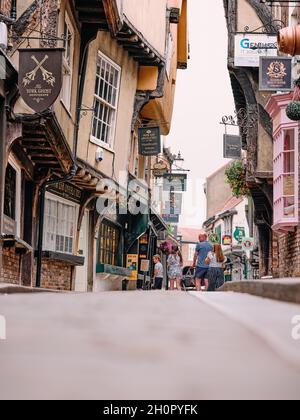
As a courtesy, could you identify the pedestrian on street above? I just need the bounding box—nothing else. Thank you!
[205,244,226,292]
[167,245,183,291]
[193,232,213,291]
[153,255,164,290]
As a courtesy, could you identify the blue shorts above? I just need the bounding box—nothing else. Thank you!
[195,268,209,281]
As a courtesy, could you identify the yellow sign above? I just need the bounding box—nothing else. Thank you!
[126,254,138,281]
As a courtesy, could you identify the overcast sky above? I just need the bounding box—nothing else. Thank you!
[167,0,237,228]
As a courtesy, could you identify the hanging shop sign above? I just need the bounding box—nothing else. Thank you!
[234,34,277,67]
[18,48,63,113]
[223,235,232,246]
[138,126,161,156]
[259,57,292,92]
[223,135,242,159]
[153,161,169,178]
[162,214,180,224]
[126,254,139,281]
[234,227,246,243]
[163,174,187,192]
[242,237,255,252]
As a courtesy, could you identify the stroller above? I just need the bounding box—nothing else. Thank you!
[181,266,196,291]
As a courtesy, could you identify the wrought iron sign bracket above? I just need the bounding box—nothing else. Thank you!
[235,19,285,35]
[220,108,259,137]
[79,106,95,120]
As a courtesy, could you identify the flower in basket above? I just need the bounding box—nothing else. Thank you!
[159,241,172,255]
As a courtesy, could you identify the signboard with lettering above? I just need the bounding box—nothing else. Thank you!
[140,260,150,273]
[234,34,277,67]
[163,174,187,192]
[138,127,161,156]
[126,254,139,281]
[259,57,292,92]
[224,135,242,159]
[48,183,82,204]
[18,49,63,113]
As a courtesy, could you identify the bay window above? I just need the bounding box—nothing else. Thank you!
[43,194,77,255]
[273,126,298,230]
[98,220,120,266]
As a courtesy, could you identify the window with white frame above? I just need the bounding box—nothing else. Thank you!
[43,195,77,255]
[61,12,74,111]
[91,53,121,148]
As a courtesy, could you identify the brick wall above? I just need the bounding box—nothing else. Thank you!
[0,247,20,285]
[273,230,300,278]
[0,0,12,17]
[33,259,73,291]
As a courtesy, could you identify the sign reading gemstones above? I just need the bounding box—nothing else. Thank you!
[234,34,277,67]
[138,127,161,156]
[223,135,242,159]
[18,48,63,113]
[259,57,292,91]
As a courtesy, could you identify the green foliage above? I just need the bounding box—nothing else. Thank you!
[225,161,250,198]
[286,101,300,121]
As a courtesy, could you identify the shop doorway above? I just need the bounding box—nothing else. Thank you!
[75,210,89,292]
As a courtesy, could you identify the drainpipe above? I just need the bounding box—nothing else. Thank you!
[35,35,94,287]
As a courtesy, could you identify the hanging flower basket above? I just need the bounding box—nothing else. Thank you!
[159,241,172,255]
[286,79,300,121]
[225,161,250,198]
[286,101,300,121]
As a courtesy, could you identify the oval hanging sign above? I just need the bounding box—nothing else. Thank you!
[18,48,63,113]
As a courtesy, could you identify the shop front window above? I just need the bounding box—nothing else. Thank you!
[4,163,16,220]
[43,195,77,255]
[3,158,21,235]
[99,220,120,266]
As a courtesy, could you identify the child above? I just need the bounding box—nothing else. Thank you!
[205,244,226,292]
[153,255,164,290]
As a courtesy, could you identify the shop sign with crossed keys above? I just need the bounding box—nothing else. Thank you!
[18,48,63,113]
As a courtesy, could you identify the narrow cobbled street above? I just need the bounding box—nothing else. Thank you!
[1,291,300,400]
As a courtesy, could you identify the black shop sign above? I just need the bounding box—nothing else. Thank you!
[138,127,161,156]
[259,57,292,92]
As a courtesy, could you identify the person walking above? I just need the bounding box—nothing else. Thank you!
[193,232,213,291]
[167,245,183,291]
[206,244,226,292]
[152,255,164,290]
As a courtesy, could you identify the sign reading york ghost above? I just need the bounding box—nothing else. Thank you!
[18,48,63,113]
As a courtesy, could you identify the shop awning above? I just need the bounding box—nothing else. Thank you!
[150,208,168,233]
